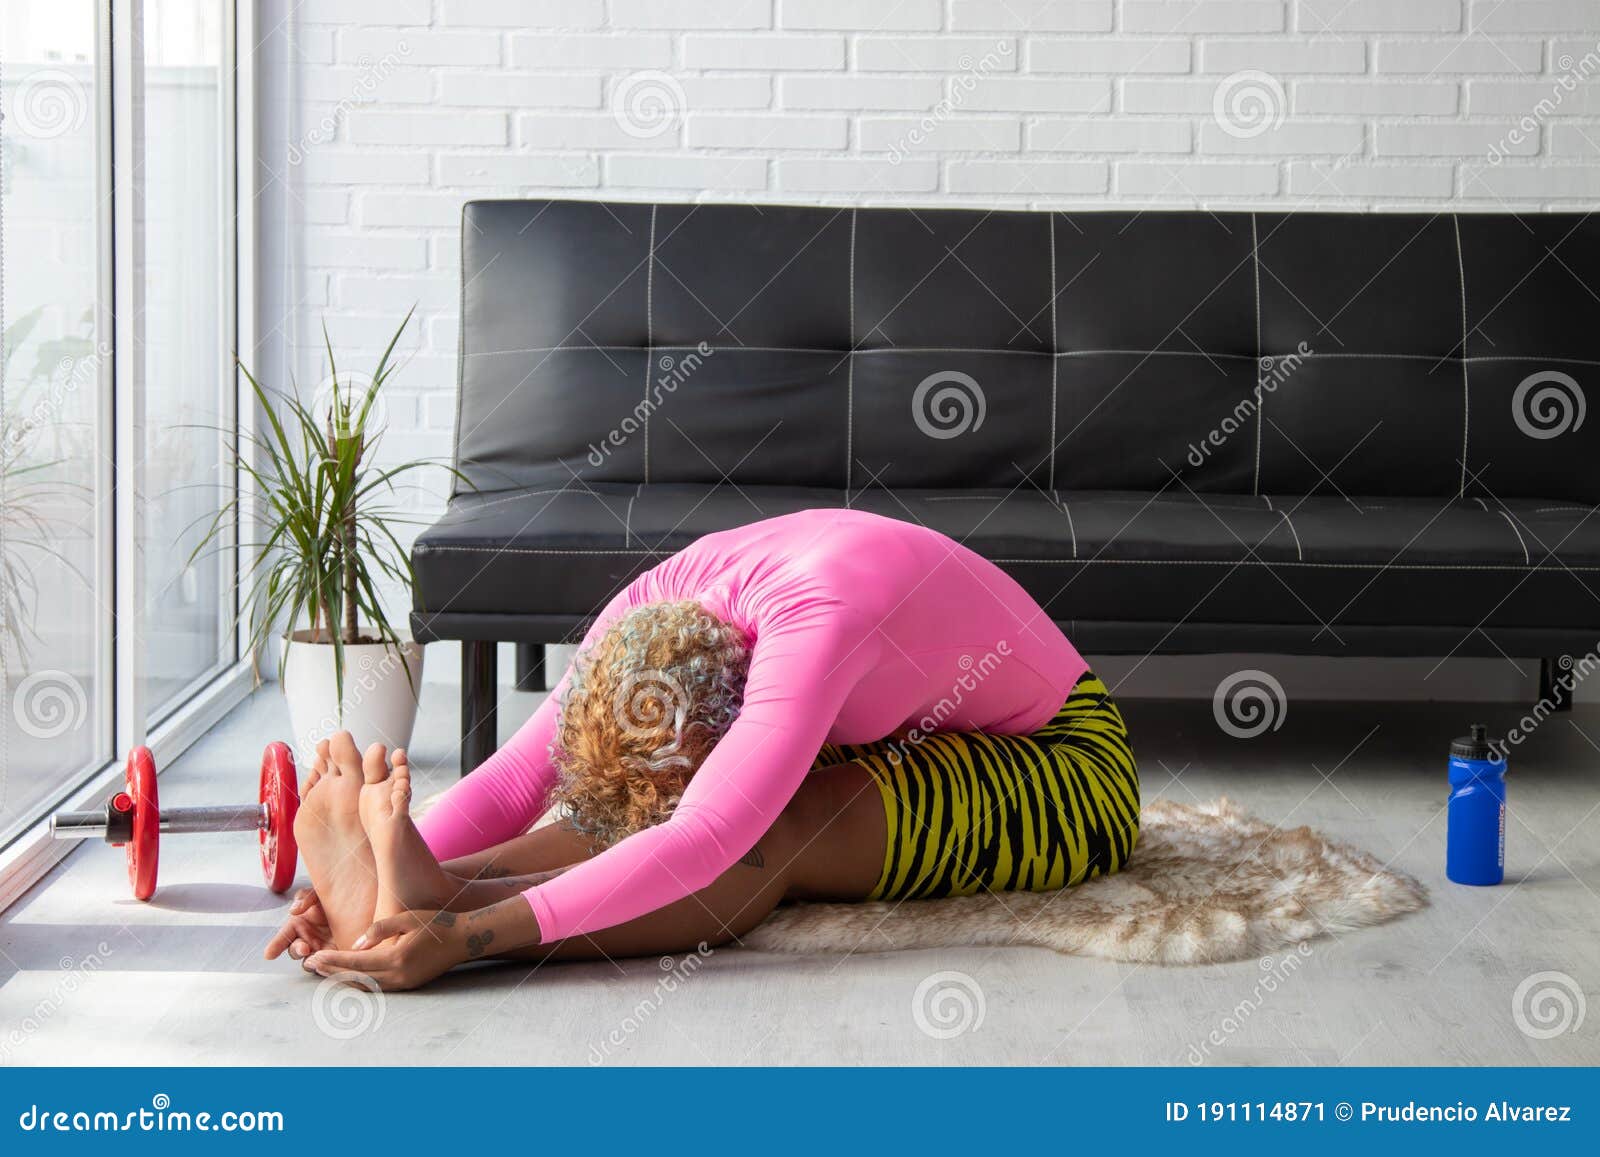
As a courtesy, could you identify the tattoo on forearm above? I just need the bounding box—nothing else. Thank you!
[738,845,764,869]
[430,911,457,927]
[475,863,514,880]
[466,930,495,959]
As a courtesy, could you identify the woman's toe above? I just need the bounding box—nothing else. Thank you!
[362,741,390,785]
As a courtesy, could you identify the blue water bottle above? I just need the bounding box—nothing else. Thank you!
[1446,723,1506,886]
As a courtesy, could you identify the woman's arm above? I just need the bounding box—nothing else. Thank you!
[517,606,880,944]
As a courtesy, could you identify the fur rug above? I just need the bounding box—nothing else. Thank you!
[744,798,1428,965]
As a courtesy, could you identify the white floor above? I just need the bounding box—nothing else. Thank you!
[2,681,1597,1066]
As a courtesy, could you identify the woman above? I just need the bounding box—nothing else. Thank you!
[269,509,1139,989]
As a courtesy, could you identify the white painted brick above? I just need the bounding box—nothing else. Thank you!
[304,230,430,270]
[776,158,939,192]
[780,76,943,110]
[950,1,1113,31]
[347,111,507,146]
[1376,122,1538,156]
[858,117,1022,153]
[1467,81,1600,116]
[1200,40,1366,74]
[297,67,433,105]
[1548,125,1600,155]
[1377,41,1542,74]
[335,275,460,312]
[511,34,673,69]
[297,190,351,226]
[1030,119,1192,152]
[676,76,774,109]
[856,38,1019,72]
[1461,164,1600,198]
[517,113,680,149]
[1123,79,1232,114]
[947,159,1109,192]
[435,153,600,185]
[303,0,431,23]
[1295,81,1459,116]
[436,73,602,108]
[1286,162,1456,196]
[687,114,847,149]
[1199,121,1364,154]
[610,0,772,30]
[424,394,459,431]
[430,234,461,271]
[1295,1,1461,32]
[359,194,472,229]
[293,27,336,65]
[1470,1,1599,31]
[782,0,941,29]
[338,29,501,68]
[1029,38,1190,73]
[437,0,604,27]
[1553,41,1600,72]
[1123,2,1286,33]
[605,154,770,189]
[682,35,844,70]
[1116,161,1280,195]
[293,149,432,185]
[957,77,1110,112]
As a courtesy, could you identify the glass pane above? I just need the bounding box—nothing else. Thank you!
[141,0,231,718]
[0,4,108,841]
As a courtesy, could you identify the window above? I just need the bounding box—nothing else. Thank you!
[0,1,247,854]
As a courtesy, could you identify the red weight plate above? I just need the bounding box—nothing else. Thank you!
[260,742,300,893]
[126,747,159,901]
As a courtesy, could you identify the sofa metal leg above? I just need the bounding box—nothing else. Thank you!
[461,640,498,776]
[1539,657,1574,713]
[514,643,546,692]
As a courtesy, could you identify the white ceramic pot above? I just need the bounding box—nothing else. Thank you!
[281,629,425,765]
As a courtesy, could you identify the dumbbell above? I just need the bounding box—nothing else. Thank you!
[50,742,301,901]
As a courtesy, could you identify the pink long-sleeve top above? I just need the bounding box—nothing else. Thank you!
[415,508,1087,943]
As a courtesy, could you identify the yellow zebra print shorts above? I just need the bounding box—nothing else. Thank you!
[812,671,1140,901]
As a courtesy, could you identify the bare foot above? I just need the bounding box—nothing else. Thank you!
[358,746,462,916]
[290,732,379,950]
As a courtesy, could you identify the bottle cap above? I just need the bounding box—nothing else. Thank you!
[1450,722,1499,761]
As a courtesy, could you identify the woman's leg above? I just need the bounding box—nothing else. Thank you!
[360,754,888,964]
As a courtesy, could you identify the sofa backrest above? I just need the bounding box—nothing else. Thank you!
[453,199,1600,503]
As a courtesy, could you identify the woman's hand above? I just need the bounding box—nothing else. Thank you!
[304,898,544,991]
[263,888,332,965]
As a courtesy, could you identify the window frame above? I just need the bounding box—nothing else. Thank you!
[0,0,259,906]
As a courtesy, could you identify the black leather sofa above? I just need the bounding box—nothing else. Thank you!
[412,199,1600,772]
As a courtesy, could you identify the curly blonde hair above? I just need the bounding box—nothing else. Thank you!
[550,600,750,845]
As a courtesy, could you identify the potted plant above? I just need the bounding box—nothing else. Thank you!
[195,310,460,761]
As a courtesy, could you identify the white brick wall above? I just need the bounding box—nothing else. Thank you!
[255,0,1600,694]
